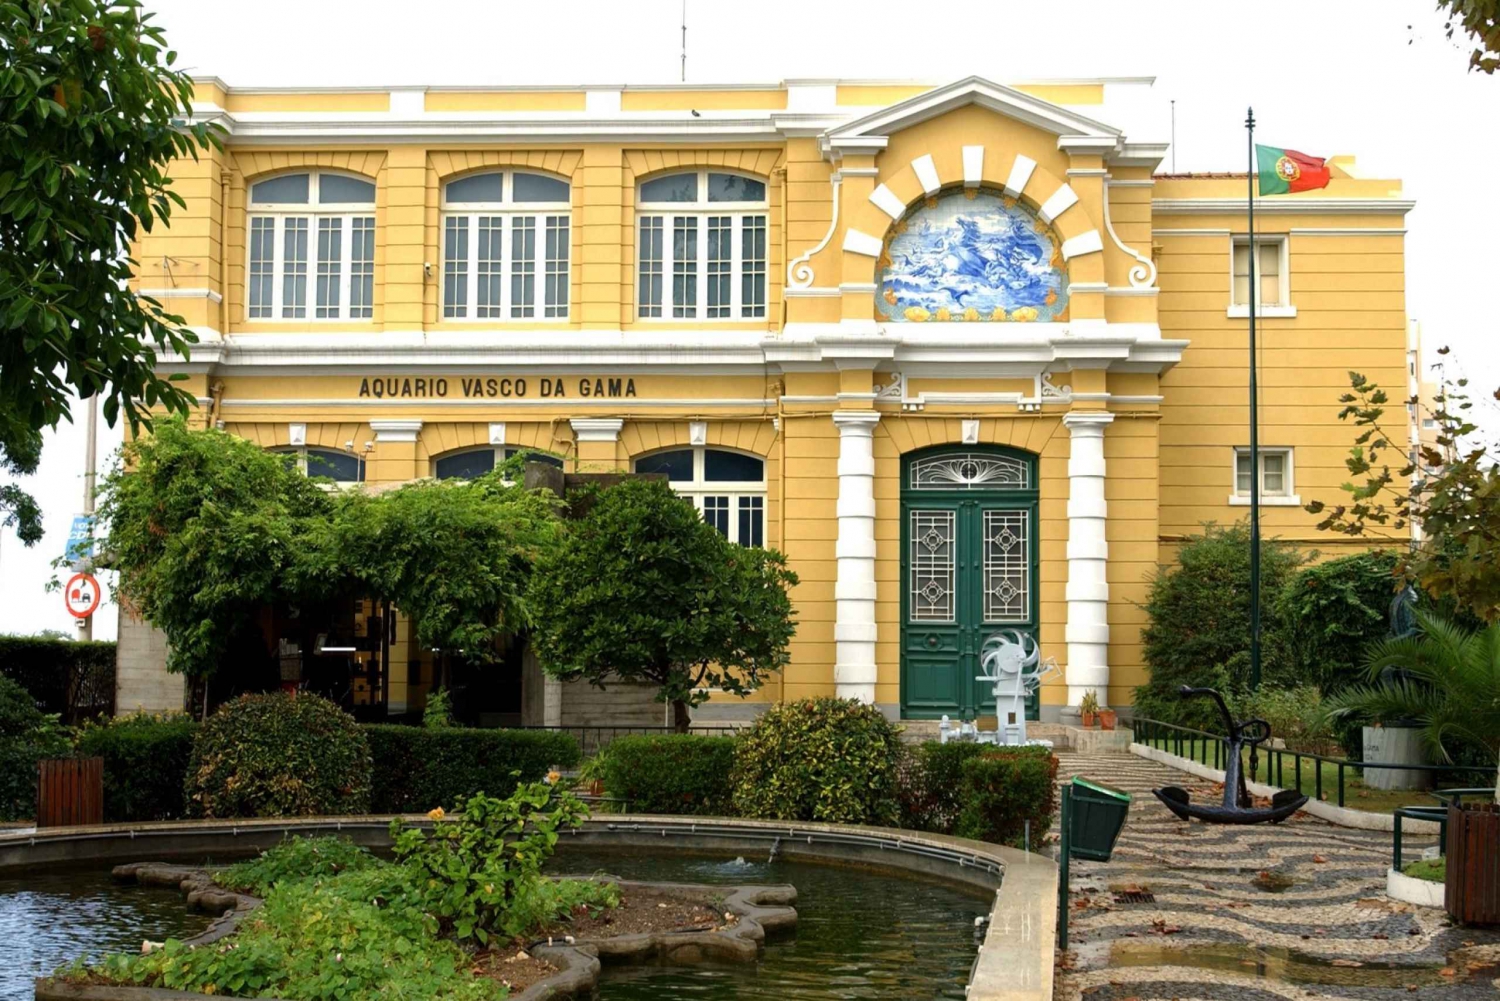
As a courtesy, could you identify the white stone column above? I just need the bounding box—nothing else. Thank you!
[1064,411,1114,707]
[832,411,880,704]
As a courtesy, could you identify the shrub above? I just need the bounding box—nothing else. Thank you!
[1134,523,1305,729]
[422,688,456,729]
[0,674,71,820]
[219,835,379,897]
[896,741,995,833]
[952,747,1059,848]
[599,734,737,815]
[1231,685,1341,756]
[0,636,115,722]
[731,698,904,826]
[187,693,371,818]
[75,712,198,821]
[364,725,580,813]
[1277,550,1402,694]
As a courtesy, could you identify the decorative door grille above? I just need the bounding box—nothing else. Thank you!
[910,452,1030,490]
[909,510,956,622]
[982,509,1030,622]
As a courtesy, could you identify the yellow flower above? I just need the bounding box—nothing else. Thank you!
[903,306,931,322]
[934,307,951,322]
[546,770,562,785]
[963,307,981,322]
[1011,306,1039,322]
[427,807,445,821]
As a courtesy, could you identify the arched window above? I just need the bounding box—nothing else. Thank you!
[272,446,365,484]
[637,170,767,320]
[248,171,376,321]
[633,446,766,546]
[433,446,563,480]
[441,171,571,320]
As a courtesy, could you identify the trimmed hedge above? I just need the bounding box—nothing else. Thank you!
[598,734,736,816]
[0,636,116,722]
[76,713,198,821]
[952,747,1059,848]
[365,725,581,813]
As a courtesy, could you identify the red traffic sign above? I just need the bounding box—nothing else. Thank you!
[64,572,101,619]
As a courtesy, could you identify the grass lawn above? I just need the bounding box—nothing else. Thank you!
[1402,857,1445,882]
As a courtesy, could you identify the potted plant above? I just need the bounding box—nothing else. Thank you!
[1099,706,1118,731]
[1080,690,1100,728]
[576,750,611,798]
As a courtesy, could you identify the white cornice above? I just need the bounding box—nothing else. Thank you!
[1153,197,1416,216]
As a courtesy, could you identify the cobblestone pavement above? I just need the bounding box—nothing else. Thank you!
[1051,750,1500,1001]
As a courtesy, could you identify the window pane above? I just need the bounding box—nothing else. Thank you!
[737,496,765,547]
[702,495,731,537]
[251,173,310,204]
[1262,453,1286,494]
[1235,453,1253,494]
[315,218,342,318]
[512,173,569,202]
[435,449,496,480]
[318,174,375,204]
[545,216,569,318]
[672,216,698,317]
[910,509,956,622]
[638,216,663,317]
[634,449,693,481]
[305,449,363,482]
[476,216,503,318]
[281,217,308,318]
[504,448,563,469]
[704,449,764,482]
[445,173,505,204]
[511,215,536,317]
[1232,274,1250,306]
[707,173,765,202]
[641,173,698,202]
[741,215,766,318]
[707,215,731,318]
[249,217,275,318]
[350,217,375,318]
[1259,242,1280,277]
[443,217,469,318]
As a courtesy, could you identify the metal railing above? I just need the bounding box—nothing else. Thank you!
[1392,788,1494,870]
[1132,717,1494,810]
[514,724,742,756]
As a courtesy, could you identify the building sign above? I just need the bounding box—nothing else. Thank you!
[64,514,94,568]
[357,376,639,400]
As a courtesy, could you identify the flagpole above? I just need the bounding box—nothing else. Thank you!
[1246,107,1262,691]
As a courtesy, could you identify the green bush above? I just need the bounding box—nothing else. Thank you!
[364,725,579,813]
[600,734,737,815]
[952,747,1059,848]
[187,693,371,819]
[219,835,379,897]
[0,636,115,722]
[1134,523,1306,729]
[0,674,71,820]
[731,698,904,826]
[896,741,995,833]
[1230,685,1341,755]
[1277,550,1402,694]
[75,712,198,821]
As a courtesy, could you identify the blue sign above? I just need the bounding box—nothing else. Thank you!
[65,514,94,567]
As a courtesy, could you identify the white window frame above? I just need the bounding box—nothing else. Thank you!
[271,446,366,490]
[440,171,571,322]
[1228,235,1295,318]
[1230,447,1300,506]
[247,172,376,322]
[636,169,769,321]
[634,445,767,546]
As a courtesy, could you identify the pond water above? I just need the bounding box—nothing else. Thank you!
[0,866,208,1001]
[547,847,990,1001]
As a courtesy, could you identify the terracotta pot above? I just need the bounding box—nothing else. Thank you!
[1099,709,1117,731]
[588,779,604,797]
[1081,711,1098,728]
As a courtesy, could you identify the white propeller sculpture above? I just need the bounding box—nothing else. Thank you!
[939,630,1058,746]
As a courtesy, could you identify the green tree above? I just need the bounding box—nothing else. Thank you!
[528,478,799,732]
[1,1,219,544]
[1307,360,1500,624]
[1320,613,1500,803]
[1133,523,1306,729]
[1434,0,1499,73]
[1276,549,1402,694]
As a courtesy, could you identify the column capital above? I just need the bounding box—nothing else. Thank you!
[570,418,624,442]
[832,410,881,434]
[1063,410,1114,433]
[370,419,423,443]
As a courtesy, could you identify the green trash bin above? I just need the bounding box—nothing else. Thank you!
[1067,776,1132,862]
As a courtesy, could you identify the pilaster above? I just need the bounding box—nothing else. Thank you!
[369,419,423,483]
[832,410,880,704]
[1063,410,1114,707]
[571,417,624,470]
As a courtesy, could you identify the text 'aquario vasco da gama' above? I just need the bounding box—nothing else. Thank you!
[357,376,639,399]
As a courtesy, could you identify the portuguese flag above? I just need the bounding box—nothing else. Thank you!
[1256,145,1331,194]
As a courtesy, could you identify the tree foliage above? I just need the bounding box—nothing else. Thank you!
[1,1,218,545]
[1435,0,1500,73]
[1307,360,1500,623]
[527,477,798,731]
[1276,549,1402,694]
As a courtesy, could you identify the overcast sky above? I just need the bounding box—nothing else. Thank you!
[3,0,1496,639]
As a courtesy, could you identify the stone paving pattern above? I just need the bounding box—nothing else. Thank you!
[1051,750,1500,1001]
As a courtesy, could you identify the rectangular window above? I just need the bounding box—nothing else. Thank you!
[1232,238,1285,307]
[349,217,375,318]
[510,215,536,318]
[476,216,504,319]
[741,215,767,318]
[910,510,956,623]
[1233,447,1295,500]
[737,496,764,548]
[443,217,469,318]
[701,495,730,537]
[638,215,664,318]
[248,217,275,318]
[315,218,342,318]
[672,216,698,317]
[545,215,569,318]
[281,217,308,318]
[706,215,732,319]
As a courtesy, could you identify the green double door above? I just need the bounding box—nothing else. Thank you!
[899,448,1039,720]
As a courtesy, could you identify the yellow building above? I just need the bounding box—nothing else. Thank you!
[117,75,1414,727]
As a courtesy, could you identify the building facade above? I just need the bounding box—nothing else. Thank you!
[120,75,1414,724]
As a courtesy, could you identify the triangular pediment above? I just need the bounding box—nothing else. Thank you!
[824,75,1122,153]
